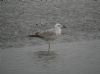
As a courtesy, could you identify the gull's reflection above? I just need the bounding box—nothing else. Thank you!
[33,50,58,64]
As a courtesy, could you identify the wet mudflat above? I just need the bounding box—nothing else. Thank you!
[0,40,100,74]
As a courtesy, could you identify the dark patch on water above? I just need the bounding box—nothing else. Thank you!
[33,50,58,63]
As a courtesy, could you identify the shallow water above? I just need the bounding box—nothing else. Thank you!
[0,40,100,74]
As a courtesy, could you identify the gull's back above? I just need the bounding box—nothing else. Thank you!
[35,28,57,40]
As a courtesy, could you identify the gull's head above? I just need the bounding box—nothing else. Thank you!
[55,23,66,28]
[54,23,66,35]
[55,23,62,28]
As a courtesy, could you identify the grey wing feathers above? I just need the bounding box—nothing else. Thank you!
[37,28,56,37]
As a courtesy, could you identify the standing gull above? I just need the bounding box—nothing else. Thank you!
[28,23,66,53]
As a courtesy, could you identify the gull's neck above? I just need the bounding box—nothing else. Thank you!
[55,26,61,35]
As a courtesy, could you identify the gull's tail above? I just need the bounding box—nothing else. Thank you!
[28,32,43,38]
[28,35,38,37]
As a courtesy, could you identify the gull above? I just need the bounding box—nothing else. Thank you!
[28,23,66,53]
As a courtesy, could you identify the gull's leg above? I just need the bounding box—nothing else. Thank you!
[48,41,50,50]
[44,39,51,55]
[47,41,51,54]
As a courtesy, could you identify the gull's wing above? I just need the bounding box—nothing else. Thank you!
[28,28,57,40]
[37,28,56,37]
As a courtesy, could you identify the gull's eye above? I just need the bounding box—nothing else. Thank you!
[58,25,61,27]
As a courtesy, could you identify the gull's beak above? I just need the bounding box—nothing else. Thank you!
[62,25,66,28]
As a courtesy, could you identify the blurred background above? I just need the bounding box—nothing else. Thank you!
[0,0,100,49]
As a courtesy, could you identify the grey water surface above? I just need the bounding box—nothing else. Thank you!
[0,40,100,74]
